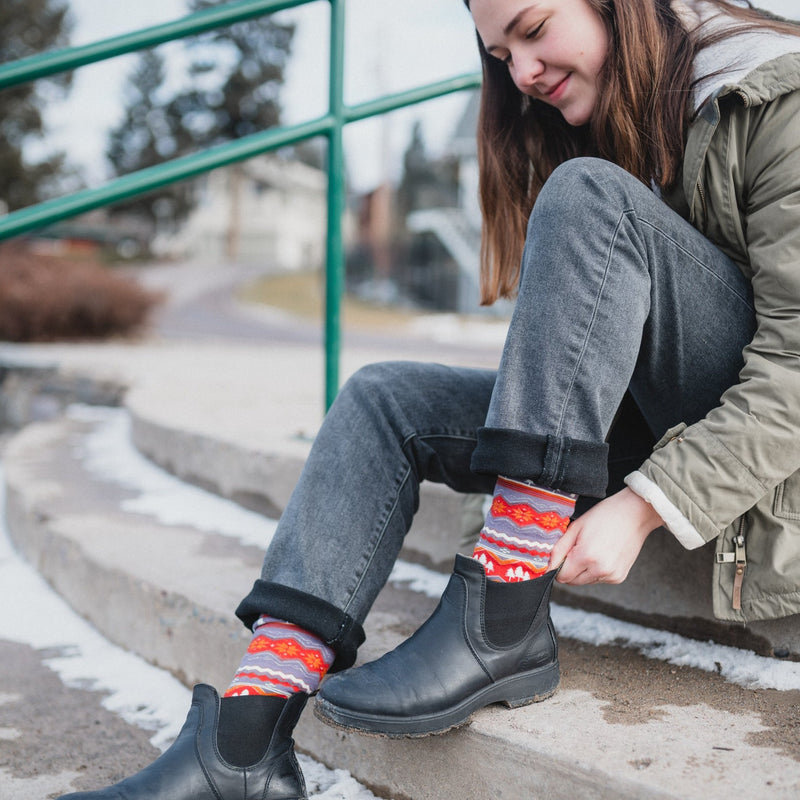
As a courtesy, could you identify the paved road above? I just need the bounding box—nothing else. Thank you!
[135,260,506,367]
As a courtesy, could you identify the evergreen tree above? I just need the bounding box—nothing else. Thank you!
[106,50,196,229]
[106,1,294,231]
[179,0,294,144]
[396,121,459,219]
[0,0,72,211]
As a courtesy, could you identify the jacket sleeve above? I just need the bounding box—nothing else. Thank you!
[630,89,800,545]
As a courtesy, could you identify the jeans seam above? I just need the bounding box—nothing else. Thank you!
[554,209,624,437]
[638,218,753,307]
[409,431,479,444]
[341,465,411,617]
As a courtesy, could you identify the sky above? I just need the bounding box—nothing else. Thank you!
[36,0,800,194]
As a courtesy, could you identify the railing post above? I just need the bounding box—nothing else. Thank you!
[325,0,347,411]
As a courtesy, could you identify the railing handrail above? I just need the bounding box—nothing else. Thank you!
[0,0,481,409]
[0,0,311,91]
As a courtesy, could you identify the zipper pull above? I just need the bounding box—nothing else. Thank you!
[732,531,747,611]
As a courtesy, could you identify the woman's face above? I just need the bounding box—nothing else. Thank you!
[470,0,609,127]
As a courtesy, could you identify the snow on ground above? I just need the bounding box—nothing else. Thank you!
[69,405,279,549]
[0,456,378,795]
[0,481,191,751]
[67,404,800,693]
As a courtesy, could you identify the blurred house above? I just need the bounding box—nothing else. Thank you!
[156,155,327,271]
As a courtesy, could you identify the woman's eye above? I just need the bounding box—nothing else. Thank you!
[526,22,544,39]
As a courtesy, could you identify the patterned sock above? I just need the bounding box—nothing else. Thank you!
[224,616,335,698]
[472,476,576,582]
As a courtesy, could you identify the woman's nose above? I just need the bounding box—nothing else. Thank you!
[511,51,545,93]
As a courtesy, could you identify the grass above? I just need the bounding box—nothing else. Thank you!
[239,270,427,331]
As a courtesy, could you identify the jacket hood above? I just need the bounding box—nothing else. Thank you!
[674,0,800,109]
[724,51,800,107]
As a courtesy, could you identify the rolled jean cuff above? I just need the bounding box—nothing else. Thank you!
[235,581,366,673]
[471,426,609,497]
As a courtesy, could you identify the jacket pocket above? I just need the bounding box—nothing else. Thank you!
[772,470,800,520]
[652,422,688,451]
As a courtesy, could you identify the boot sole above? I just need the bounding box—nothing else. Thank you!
[314,661,559,739]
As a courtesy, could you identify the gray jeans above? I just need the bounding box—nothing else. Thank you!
[236,158,756,670]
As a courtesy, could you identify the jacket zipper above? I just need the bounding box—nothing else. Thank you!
[716,519,747,611]
[733,88,751,107]
[732,521,747,611]
[696,181,709,231]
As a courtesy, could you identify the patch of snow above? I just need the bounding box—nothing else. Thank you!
[389,560,449,598]
[550,603,800,692]
[68,405,278,549]
[0,465,191,750]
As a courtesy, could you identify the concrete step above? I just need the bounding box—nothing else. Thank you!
[4,346,798,660]
[4,410,800,799]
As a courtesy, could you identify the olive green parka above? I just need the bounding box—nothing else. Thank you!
[627,44,800,623]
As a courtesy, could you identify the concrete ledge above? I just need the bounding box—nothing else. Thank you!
[128,402,472,573]
[6,416,800,799]
[0,358,124,430]
[3,346,800,657]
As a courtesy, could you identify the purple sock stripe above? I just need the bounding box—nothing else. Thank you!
[481,519,564,546]
[233,652,320,684]
[229,662,315,694]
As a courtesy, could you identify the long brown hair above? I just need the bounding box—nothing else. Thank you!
[466,0,800,304]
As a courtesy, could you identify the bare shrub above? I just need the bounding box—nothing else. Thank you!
[0,242,161,341]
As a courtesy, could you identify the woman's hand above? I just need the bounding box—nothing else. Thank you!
[550,488,665,585]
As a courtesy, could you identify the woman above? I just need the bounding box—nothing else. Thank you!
[60,1,800,798]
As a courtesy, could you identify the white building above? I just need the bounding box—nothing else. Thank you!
[157,155,327,271]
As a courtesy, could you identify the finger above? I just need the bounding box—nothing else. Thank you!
[554,552,585,584]
[559,566,597,586]
[550,526,579,568]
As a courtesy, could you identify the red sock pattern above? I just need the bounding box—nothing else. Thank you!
[224,616,335,698]
[472,477,575,582]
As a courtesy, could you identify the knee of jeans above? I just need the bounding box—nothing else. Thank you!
[338,361,421,415]
[528,157,634,238]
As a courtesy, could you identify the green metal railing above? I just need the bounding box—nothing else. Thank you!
[0,0,480,408]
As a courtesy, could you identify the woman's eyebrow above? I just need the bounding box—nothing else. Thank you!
[485,4,541,54]
[503,4,540,36]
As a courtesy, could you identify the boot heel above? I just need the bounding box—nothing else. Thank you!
[501,662,560,709]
